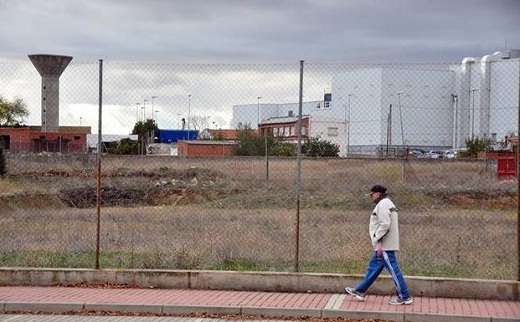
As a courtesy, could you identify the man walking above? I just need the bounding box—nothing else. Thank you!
[345,184,413,305]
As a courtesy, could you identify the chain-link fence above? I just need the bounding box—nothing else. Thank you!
[0,58,518,280]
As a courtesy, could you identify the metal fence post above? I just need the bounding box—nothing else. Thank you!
[295,60,303,272]
[95,59,103,270]
[517,60,520,282]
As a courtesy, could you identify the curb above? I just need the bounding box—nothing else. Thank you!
[1,302,518,322]
[1,268,518,301]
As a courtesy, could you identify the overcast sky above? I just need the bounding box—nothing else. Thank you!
[0,0,519,63]
[1,0,519,136]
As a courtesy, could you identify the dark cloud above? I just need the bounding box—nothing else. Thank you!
[0,0,518,63]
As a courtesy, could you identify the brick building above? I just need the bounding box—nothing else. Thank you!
[0,126,90,153]
[177,140,236,158]
[0,54,90,154]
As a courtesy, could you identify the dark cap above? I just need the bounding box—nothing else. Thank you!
[370,184,387,194]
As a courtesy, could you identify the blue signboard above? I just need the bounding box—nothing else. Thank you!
[157,129,198,143]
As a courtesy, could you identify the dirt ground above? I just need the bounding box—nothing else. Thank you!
[2,156,516,211]
[1,311,387,322]
[0,184,515,211]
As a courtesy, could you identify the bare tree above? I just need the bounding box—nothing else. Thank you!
[190,115,211,131]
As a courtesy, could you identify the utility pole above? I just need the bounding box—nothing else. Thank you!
[188,94,192,139]
[347,94,354,157]
[257,96,262,129]
[397,92,404,145]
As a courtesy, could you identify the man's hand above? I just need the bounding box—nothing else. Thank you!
[376,243,383,258]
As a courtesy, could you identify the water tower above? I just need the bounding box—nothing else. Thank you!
[28,54,73,132]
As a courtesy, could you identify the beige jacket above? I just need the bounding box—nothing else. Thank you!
[369,196,400,251]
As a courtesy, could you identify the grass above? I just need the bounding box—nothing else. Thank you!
[0,249,504,279]
[0,156,517,280]
[0,206,515,279]
[404,260,476,278]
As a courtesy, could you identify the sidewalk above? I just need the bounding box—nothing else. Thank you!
[0,286,519,321]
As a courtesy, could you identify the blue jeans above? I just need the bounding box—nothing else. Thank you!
[355,250,411,299]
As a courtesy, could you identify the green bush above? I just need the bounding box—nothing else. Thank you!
[104,138,139,155]
[460,136,493,158]
[302,137,340,157]
[233,126,274,156]
[272,142,296,157]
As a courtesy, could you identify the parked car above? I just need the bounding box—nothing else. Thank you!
[444,148,467,159]
[408,148,425,157]
[425,150,443,159]
[444,149,457,159]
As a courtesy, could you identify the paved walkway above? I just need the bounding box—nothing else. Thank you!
[0,286,519,321]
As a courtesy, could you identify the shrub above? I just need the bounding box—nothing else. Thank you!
[233,126,274,156]
[302,137,340,157]
[460,136,493,158]
[104,138,139,155]
[272,142,297,157]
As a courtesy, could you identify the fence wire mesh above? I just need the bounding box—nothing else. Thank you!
[0,58,518,280]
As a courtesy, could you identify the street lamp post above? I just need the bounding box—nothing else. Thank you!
[143,99,148,121]
[151,96,157,121]
[451,94,459,148]
[257,96,262,129]
[387,104,393,157]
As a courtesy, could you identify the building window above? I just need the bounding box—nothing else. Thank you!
[74,136,80,140]
[328,127,338,137]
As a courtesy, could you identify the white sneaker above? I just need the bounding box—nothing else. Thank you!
[345,287,366,301]
[389,296,413,305]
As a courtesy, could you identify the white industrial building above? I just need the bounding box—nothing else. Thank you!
[332,65,455,155]
[233,50,520,157]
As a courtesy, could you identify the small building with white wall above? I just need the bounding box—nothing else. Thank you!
[259,114,345,155]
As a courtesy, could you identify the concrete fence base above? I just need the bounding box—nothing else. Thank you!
[0,268,517,301]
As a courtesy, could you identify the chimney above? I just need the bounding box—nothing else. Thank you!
[28,54,73,132]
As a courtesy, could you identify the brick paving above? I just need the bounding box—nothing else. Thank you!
[0,286,519,321]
